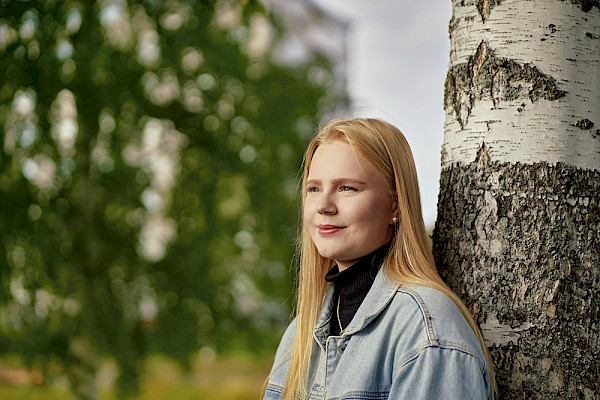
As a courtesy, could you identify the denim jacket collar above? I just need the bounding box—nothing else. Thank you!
[313,265,399,349]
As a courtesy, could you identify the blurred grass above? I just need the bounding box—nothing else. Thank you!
[0,353,273,400]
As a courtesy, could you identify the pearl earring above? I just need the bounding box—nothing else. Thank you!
[392,217,398,224]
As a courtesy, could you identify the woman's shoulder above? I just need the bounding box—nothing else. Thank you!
[388,285,485,357]
[395,285,465,320]
[266,318,296,387]
[386,285,493,394]
[274,318,296,357]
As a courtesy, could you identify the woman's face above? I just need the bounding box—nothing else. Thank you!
[304,139,396,270]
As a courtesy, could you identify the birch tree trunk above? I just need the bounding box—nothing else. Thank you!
[433,1,599,398]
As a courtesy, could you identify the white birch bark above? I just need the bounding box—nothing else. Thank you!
[442,0,599,169]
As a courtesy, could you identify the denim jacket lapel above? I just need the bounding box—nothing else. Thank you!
[313,265,400,342]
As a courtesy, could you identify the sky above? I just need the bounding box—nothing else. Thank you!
[312,0,452,228]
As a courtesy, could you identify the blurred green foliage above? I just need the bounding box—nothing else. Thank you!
[0,0,341,395]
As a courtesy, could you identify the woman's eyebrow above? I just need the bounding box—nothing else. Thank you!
[306,178,367,185]
[332,178,367,185]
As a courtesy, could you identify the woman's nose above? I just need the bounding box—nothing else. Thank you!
[316,191,336,215]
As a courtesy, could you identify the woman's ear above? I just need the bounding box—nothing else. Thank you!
[390,204,399,224]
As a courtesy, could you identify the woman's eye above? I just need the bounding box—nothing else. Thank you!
[306,186,319,192]
[339,185,357,192]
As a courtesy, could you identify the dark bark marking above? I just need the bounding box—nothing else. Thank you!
[575,119,595,130]
[541,24,558,42]
[477,0,501,23]
[448,16,457,38]
[585,32,600,39]
[577,0,600,12]
[444,41,567,129]
[434,162,600,398]
[475,141,490,168]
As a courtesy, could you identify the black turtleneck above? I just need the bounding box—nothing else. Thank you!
[325,245,389,337]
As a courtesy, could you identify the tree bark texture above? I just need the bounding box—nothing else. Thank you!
[435,0,599,398]
[435,153,599,398]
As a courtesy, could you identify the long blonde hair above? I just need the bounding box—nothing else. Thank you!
[282,118,496,399]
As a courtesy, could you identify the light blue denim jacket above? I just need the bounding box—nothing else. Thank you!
[264,268,494,400]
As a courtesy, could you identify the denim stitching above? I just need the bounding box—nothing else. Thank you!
[265,383,284,394]
[397,287,438,345]
[396,344,486,376]
[328,391,390,400]
[393,345,492,400]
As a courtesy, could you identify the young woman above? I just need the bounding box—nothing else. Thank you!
[264,118,496,400]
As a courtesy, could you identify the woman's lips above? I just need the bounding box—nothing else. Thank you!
[317,225,345,235]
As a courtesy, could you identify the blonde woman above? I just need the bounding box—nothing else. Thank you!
[264,118,496,400]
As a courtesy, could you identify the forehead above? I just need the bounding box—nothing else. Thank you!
[308,140,377,179]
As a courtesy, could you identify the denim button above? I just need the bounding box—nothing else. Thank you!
[338,343,346,354]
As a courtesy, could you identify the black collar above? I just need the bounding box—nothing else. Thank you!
[325,245,390,306]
